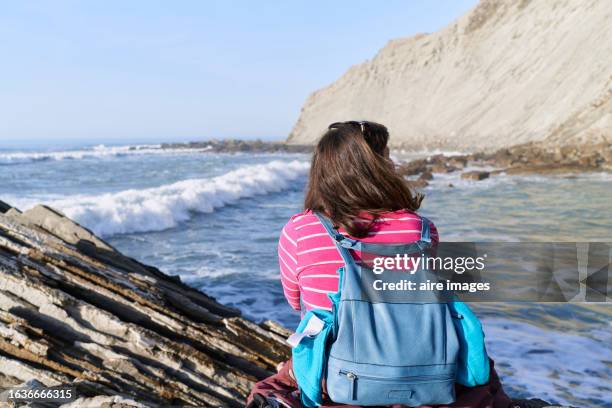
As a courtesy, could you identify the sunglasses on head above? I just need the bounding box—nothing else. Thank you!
[328,121,371,134]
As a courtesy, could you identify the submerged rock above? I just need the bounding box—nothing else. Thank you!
[405,178,430,189]
[398,159,428,176]
[419,170,434,181]
[0,204,290,407]
[430,164,457,174]
[461,171,491,181]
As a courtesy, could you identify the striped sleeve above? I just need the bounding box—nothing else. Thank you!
[278,218,301,310]
[430,221,440,244]
[429,221,440,258]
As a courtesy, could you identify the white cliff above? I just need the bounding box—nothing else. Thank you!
[288,0,612,151]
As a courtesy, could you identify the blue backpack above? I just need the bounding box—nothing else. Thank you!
[312,212,482,406]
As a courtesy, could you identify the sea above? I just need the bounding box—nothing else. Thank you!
[0,142,610,407]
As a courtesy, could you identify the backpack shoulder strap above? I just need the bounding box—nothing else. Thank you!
[315,212,432,257]
[419,216,432,244]
[313,212,360,266]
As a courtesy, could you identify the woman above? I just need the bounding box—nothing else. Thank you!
[248,121,512,408]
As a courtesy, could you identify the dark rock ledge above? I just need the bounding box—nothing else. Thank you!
[398,141,612,188]
[161,139,313,154]
[0,201,565,407]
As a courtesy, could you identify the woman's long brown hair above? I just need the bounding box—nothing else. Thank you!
[304,121,422,237]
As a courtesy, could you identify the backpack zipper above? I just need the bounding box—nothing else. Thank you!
[344,371,356,400]
[338,370,453,400]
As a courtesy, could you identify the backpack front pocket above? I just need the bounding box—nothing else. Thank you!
[326,357,456,406]
[338,370,454,401]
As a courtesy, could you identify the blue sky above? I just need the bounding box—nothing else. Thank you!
[0,0,476,146]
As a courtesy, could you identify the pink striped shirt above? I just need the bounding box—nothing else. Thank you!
[278,209,439,311]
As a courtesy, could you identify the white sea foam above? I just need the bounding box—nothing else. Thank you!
[16,160,310,237]
[0,144,211,164]
[483,318,612,406]
[421,164,612,190]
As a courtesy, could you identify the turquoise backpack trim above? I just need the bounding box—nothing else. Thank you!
[448,300,490,386]
[289,268,344,408]
[289,309,334,407]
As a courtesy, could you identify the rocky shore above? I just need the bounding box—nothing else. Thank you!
[158,137,611,185]
[161,139,313,154]
[398,141,612,188]
[0,202,291,407]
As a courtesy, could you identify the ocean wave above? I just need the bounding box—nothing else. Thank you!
[0,144,211,164]
[22,160,309,237]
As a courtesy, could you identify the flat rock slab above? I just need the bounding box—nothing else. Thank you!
[0,204,290,407]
